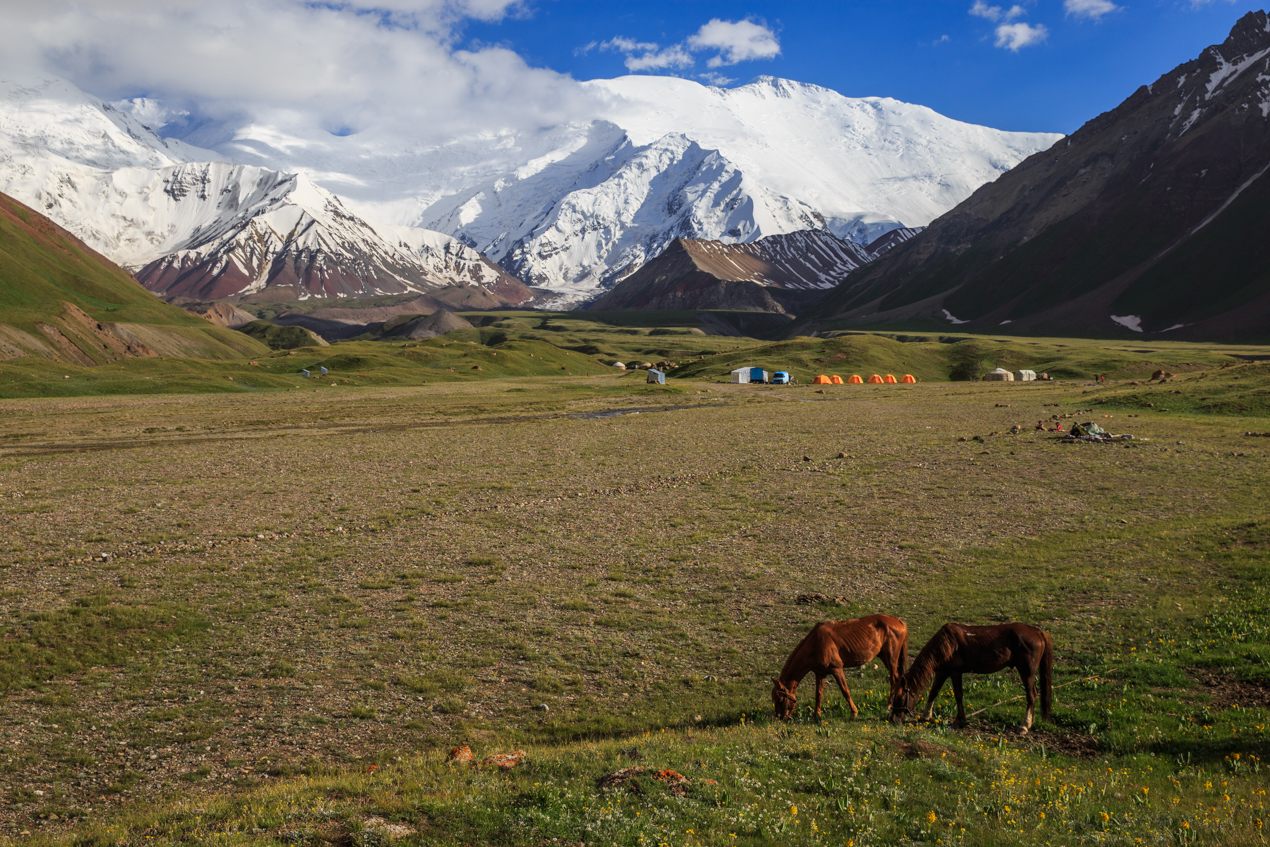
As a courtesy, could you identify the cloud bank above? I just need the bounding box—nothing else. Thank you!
[0,0,590,146]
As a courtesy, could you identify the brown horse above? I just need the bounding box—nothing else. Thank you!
[888,622,1053,733]
[771,615,908,720]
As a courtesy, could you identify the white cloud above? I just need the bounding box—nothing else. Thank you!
[593,17,780,76]
[0,0,589,147]
[623,45,694,72]
[686,18,781,67]
[1064,0,1121,20]
[698,71,737,87]
[934,34,952,45]
[995,22,1049,50]
[969,2,1027,23]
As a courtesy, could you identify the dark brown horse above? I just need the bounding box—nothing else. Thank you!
[888,622,1053,733]
[771,615,908,720]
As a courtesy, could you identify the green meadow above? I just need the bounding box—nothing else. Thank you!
[0,322,1267,845]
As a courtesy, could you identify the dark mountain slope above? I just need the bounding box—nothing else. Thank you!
[801,11,1270,341]
[0,192,266,363]
[590,230,873,314]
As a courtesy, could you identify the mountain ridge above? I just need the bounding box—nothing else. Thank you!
[798,10,1270,341]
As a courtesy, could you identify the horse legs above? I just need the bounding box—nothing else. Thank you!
[920,672,948,721]
[1018,667,1037,734]
[951,674,966,728]
[831,667,859,718]
[814,674,827,717]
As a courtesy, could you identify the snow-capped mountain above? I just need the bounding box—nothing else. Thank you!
[0,76,531,304]
[174,75,1063,303]
[2,72,1062,307]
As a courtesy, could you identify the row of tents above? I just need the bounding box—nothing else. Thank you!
[813,374,917,384]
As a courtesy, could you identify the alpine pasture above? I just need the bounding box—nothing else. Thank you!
[0,339,1268,846]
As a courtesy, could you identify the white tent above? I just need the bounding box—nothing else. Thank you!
[983,368,1015,382]
[612,361,627,370]
[730,368,751,384]
[1014,369,1037,381]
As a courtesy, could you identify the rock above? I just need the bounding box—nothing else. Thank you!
[479,750,525,770]
[597,766,645,789]
[802,455,812,461]
[445,746,473,765]
[837,452,847,458]
[534,703,549,712]
[364,816,414,841]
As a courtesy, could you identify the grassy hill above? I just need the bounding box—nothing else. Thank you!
[668,331,1268,385]
[0,192,267,364]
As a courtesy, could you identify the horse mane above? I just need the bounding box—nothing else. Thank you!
[902,624,960,693]
[778,625,820,682]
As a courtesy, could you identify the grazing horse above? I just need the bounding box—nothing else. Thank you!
[771,615,908,720]
[888,622,1053,733]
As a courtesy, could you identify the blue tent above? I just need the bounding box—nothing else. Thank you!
[647,368,665,385]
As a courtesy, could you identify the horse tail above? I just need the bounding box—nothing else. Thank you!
[1040,632,1054,722]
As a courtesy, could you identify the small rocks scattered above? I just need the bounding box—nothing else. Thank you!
[795,592,848,606]
[363,816,414,841]
[445,746,473,765]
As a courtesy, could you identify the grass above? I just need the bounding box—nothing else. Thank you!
[0,359,1268,844]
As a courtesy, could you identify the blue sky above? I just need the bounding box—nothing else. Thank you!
[2,1,1259,141]
[462,1,1258,133]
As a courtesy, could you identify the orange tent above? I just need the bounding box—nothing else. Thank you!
[847,375,864,384]
[831,375,844,384]
[867,374,884,384]
[883,374,898,384]
[901,374,917,383]
[812,374,832,385]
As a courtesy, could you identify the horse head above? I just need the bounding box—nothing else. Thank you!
[888,681,915,724]
[771,678,797,720]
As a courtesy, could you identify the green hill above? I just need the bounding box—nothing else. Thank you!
[0,191,267,364]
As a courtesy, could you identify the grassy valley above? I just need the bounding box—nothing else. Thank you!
[0,357,1267,845]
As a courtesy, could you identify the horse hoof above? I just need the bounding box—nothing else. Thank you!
[1016,726,1030,735]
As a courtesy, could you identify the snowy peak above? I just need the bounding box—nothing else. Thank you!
[133,166,532,302]
[0,76,213,170]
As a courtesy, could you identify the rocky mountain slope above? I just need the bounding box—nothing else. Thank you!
[0,191,266,363]
[0,77,534,307]
[590,230,875,313]
[801,12,1270,341]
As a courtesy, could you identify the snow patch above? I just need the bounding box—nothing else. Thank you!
[998,319,1012,325]
[1161,323,1186,332]
[942,309,969,325]
[1110,315,1144,332]
[1205,47,1270,100]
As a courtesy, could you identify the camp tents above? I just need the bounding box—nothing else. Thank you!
[847,375,864,384]
[1014,369,1037,382]
[901,374,917,384]
[647,369,666,384]
[812,375,832,385]
[867,374,884,384]
[883,374,898,384]
[613,361,627,370]
[831,375,844,384]
[730,368,751,384]
[983,368,1014,382]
